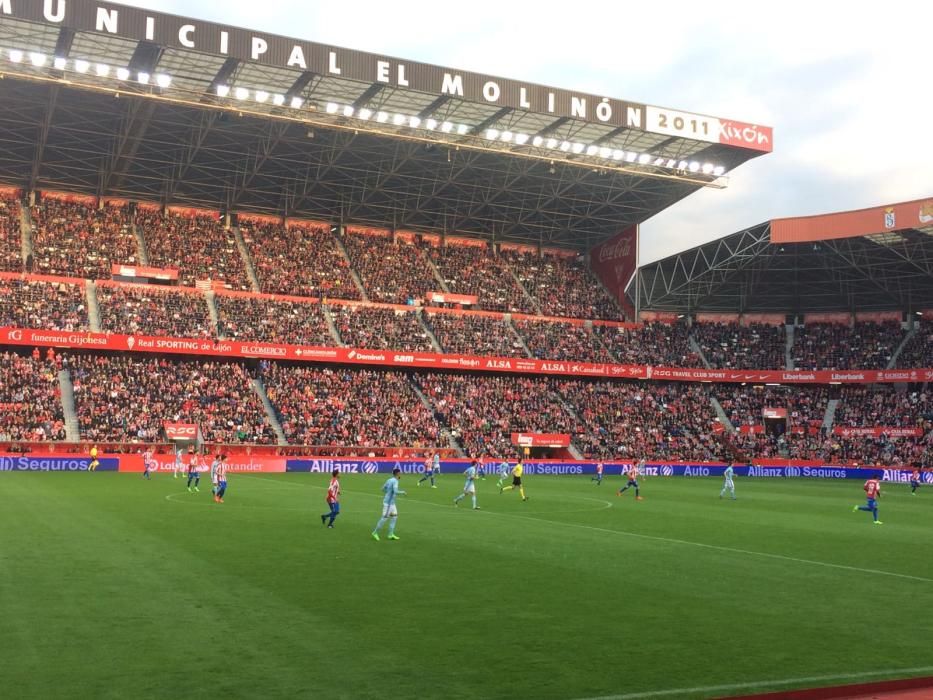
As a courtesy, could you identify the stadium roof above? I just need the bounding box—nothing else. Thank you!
[0,0,771,250]
[632,197,933,314]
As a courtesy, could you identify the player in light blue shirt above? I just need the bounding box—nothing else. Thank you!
[496,461,511,488]
[454,464,480,510]
[720,464,736,500]
[373,468,407,541]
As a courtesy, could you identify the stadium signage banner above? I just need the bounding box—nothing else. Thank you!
[427,292,478,306]
[3,326,932,385]
[111,264,179,281]
[0,455,118,471]
[163,422,199,440]
[832,427,925,438]
[1,0,771,148]
[510,433,571,448]
[119,454,287,473]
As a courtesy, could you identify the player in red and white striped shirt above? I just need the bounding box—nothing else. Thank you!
[853,473,883,524]
[213,456,228,504]
[321,469,341,528]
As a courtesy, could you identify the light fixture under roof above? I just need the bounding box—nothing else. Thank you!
[532,135,544,147]
[456,124,468,135]
[515,133,530,145]
[376,111,389,123]
[342,105,355,117]
[254,90,269,103]
[95,63,110,77]
[500,131,513,143]
[116,67,130,81]
[358,108,373,120]
[137,72,150,85]
[155,73,171,88]
[486,128,500,140]
[290,96,303,109]
[53,56,67,70]
[440,121,453,133]
[559,141,571,152]
[392,113,406,126]
[326,102,339,114]
[74,59,89,73]
[425,118,438,131]
[409,116,421,128]
[571,142,586,154]
[8,49,23,63]
[234,86,249,100]
[273,94,286,106]
[29,52,47,67]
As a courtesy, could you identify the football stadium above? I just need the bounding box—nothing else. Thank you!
[0,2,931,699]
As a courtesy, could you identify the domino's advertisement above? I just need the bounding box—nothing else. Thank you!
[1,454,928,482]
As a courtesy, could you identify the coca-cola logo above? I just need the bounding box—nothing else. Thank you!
[597,234,634,263]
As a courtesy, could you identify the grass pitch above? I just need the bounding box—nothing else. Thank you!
[1,472,932,699]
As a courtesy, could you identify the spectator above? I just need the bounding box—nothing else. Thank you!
[793,321,905,370]
[428,243,535,313]
[262,364,442,448]
[425,312,527,357]
[0,351,67,441]
[514,319,612,363]
[0,191,24,272]
[215,294,336,346]
[241,220,361,300]
[30,198,139,279]
[897,319,932,368]
[139,210,251,290]
[70,355,275,444]
[0,278,88,331]
[593,322,701,367]
[98,284,213,338]
[692,322,786,369]
[341,229,437,304]
[503,249,622,320]
[333,306,433,351]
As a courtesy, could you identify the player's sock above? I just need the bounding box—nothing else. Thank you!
[634,487,640,497]
[502,485,512,492]
[454,494,463,505]
[329,511,337,526]
[388,516,397,536]
[872,508,879,521]
[374,516,387,532]
[519,487,526,500]
[471,495,477,508]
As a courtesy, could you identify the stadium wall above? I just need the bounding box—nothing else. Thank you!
[2,453,929,483]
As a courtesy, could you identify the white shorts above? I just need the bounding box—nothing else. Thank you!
[724,479,734,489]
[381,503,398,518]
[212,476,219,485]
[463,482,476,494]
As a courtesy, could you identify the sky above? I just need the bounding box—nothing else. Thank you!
[119,0,933,264]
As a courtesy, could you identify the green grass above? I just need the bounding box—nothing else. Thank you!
[1,473,932,700]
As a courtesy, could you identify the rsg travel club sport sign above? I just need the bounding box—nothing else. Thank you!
[1,0,772,151]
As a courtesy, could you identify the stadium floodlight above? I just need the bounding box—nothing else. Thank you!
[425,118,438,131]
[666,159,677,168]
[376,111,389,123]
[485,128,499,140]
[653,157,665,166]
[532,136,544,147]
[500,131,513,143]
[74,59,90,74]
[358,108,373,121]
[216,84,230,97]
[612,149,624,160]
[713,165,725,176]
[571,142,585,154]
[546,138,559,150]
[155,73,171,88]
[677,160,688,170]
[585,145,598,156]
[409,116,421,128]
[456,124,469,135]
[273,94,286,106]
[254,90,269,103]
[326,102,339,114]
[234,86,249,100]
[342,105,355,117]
[29,52,47,67]
[116,67,130,81]
[137,72,150,85]
[638,153,651,164]
[515,133,530,145]
[53,56,67,70]
[559,141,571,152]
[701,163,714,174]
[95,63,110,77]
[392,113,406,126]
[599,147,611,159]
[626,152,638,162]
[290,96,303,109]
[688,161,700,172]
[440,121,453,133]
[8,49,23,63]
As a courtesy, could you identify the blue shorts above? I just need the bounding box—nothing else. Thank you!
[911,480,920,487]
[628,479,638,487]
[866,498,877,509]
[328,502,340,514]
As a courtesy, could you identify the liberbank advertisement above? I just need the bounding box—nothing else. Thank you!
[1,454,929,483]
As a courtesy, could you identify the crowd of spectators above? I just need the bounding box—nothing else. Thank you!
[30,199,140,279]
[139,210,251,290]
[692,322,787,370]
[333,306,434,352]
[70,355,275,444]
[0,191,23,272]
[834,386,931,429]
[262,364,441,448]
[241,220,361,300]
[97,284,213,338]
[0,278,88,331]
[557,380,725,461]
[214,294,335,347]
[0,351,67,441]
[341,231,437,304]
[424,312,528,357]
[428,244,535,313]
[792,321,905,370]
[714,384,829,432]
[592,322,702,367]
[514,319,612,363]
[897,319,932,368]
[503,249,622,320]
[417,373,577,457]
